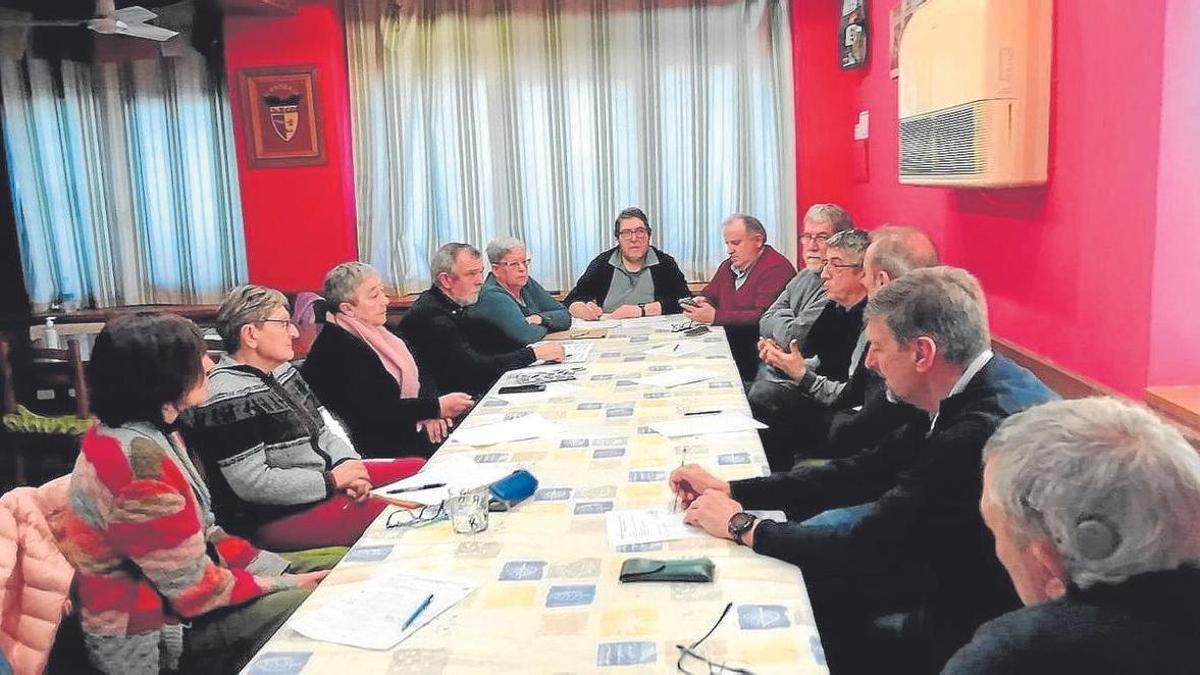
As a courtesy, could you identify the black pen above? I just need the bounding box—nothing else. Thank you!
[387,482,447,494]
[684,410,721,416]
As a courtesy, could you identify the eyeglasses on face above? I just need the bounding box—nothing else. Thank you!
[799,232,831,243]
[495,258,532,270]
[385,503,448,529]
[618,227,650,240]
[819,259,863,272]
[258,318,300,331]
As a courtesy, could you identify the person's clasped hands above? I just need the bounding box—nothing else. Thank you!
[668,464,748,541]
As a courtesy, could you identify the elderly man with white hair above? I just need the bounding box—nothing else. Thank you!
[942,397,1200,674]
[467,236,570,347]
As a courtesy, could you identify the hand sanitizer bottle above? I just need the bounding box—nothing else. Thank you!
[44,317,61,349]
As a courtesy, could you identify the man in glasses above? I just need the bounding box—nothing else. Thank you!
[467,236,571,349]
[750,228,870,469]
[680,214,796,381]
[563,206,691,321]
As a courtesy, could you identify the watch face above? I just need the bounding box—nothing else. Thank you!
[728,512,754,537]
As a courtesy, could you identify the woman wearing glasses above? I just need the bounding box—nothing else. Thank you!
[180,284,426,550]
[467,236,571,348]
[563,206,691,320]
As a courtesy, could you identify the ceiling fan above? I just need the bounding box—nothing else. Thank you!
[0,0,179,42]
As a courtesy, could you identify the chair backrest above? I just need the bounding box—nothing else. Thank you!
[0,337,16,417]
[0,337,90,419]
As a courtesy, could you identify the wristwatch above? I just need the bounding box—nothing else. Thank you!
[638,302,647,317]
[727,512,758,545]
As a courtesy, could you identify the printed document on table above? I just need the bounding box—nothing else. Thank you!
[571,318,619,330]
[371,457,517,506]
[636,367,719,388]
[289,570,477,650]
[449,412,563,446]
[528,341,593,366]
[645,341,708,358]
[606,509,706,547]
[649,412,767,438]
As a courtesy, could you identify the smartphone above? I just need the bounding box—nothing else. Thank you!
[683,325,710,337]
[498,384,547,395]
[679,298,699,307]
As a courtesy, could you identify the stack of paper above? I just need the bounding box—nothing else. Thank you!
[605,509,706,547]
[570,318,619,330]
[648,412,767,438]
[636,367,719,388]
[289,570,477,650]
[449,412,563,446]
[371,458,518,506]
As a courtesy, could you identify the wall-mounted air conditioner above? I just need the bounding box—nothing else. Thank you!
[898,0,1052,187]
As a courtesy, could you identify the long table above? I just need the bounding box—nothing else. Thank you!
[243,316,828,674]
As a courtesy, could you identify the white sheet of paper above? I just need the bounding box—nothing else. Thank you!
[605,509,706,547]
[289,570,477,650]
[649,412,767,438]
[636,367,719,388]
[570,318,619,330]
[448,412,563,447]
[746,510,787,522]
[645,341,708,357]
[370,458,517,505]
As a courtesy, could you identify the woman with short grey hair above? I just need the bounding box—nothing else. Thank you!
[468,235,571,347]
[943,397,1200,674]
[301,262,474,456]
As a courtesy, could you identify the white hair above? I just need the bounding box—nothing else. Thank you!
[323,262,377,313]
[486,236,525,264]
[984,397,1200,589]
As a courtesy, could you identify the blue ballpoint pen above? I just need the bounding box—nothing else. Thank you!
[402,593,435,630]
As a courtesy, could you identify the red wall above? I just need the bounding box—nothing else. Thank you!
[794,0,1174,397]
[224,0,358,292]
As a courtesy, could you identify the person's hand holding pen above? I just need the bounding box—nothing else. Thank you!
[669,464,731,509]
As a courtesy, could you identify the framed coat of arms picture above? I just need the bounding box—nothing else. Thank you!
[239,65,326,168]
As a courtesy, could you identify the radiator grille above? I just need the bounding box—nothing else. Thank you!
[900,99,1005,178]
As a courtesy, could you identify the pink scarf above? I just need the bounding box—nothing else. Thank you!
[327,312,421,398]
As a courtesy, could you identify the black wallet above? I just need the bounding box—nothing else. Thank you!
[619,557,715,583]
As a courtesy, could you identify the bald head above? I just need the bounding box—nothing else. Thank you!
[863,226,940,296]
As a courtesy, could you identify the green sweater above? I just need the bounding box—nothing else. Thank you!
[468,274,571,345]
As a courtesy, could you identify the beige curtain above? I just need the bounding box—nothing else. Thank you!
[346,0,795,293]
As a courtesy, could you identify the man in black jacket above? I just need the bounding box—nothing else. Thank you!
[563,207,691,320]
[402,243,565,397]
[671,266,1057,674]
[943,397,1200,675]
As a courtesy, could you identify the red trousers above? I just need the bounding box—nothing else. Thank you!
[255,458,425,550]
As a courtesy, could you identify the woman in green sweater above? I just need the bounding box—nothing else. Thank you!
[468,236,571,345]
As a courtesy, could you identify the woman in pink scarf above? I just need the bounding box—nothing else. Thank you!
[302,262,474,457]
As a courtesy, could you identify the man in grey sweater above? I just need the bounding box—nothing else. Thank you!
[751,204,855,408]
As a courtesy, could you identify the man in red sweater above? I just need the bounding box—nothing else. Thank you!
[683,214,796,380]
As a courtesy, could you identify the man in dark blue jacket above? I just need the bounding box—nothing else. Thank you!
[671,266,1057,675]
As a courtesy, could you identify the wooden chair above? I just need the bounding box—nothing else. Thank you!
[0,337,91,489]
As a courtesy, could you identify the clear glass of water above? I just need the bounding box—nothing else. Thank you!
[448,488,489,534]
